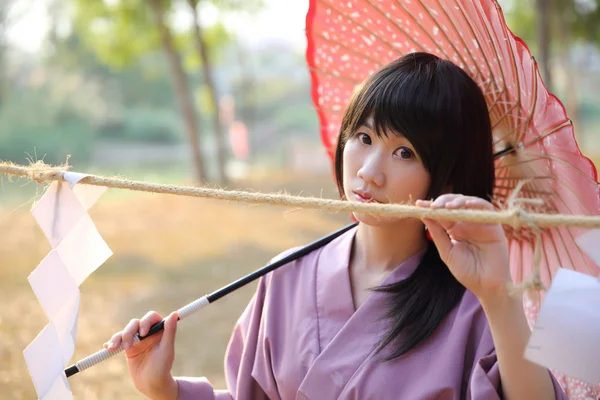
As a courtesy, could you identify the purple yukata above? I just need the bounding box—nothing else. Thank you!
[176,227,566,399]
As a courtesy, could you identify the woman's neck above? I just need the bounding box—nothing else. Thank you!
[354,220,427,273]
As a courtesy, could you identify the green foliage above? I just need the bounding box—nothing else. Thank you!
[271,106,320,135]
[501,0,537,45]
[97,107,183,143]
[580,97,600,121]
[189,0,264,14]
[0,89,94,165]
[502,0,600,47]
[179,21,231,70]
[71,0,160,68]
[70,0,238,72]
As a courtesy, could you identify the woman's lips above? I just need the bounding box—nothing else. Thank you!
[353,191,380,203]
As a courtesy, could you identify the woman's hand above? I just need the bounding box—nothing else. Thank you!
[416,194,512,301]
[104,311,180,400]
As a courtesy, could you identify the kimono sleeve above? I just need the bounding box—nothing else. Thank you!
[468,350,568,400]
[176,274,274,400]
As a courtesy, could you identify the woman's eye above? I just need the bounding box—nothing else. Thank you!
[358,133,372,145]
[394,147,414,160]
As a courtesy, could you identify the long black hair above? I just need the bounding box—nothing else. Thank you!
[334,52,495,359]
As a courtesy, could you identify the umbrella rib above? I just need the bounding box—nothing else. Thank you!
[499,154,598,217]
[471,0,514,122]
[494,185,554,196]
[491,103,519,131]
[495,175,555,181]
[424,0,503,107]
[532,171,600,270]
[509,234,534,284]
[520,119,572,148]
[493,118,569,156]
[510,57,540,144]
[494,3,524,145]
[451,0,498,100]
[539,233,556,287]
[517,152,600,187]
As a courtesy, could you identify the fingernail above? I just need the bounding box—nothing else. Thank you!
[139,328,146,336]
[123,342,131,350]
[107,341,116,349]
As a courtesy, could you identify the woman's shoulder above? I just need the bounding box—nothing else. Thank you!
[264,244,324,285]
[266,227,356,283]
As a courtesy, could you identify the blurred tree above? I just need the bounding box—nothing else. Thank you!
[502,0,600,143]
[0,0,14,106]
[186,0,227,183]
[71,0,209,181]
[503,0,600,88]
[184,0,263,184]
[536,0,553,87]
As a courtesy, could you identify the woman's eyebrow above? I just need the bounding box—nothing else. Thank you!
[359,120,374,130]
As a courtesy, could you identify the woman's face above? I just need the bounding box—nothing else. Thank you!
[342,116,431,226]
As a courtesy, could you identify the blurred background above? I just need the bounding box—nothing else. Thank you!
[0,0,598,398]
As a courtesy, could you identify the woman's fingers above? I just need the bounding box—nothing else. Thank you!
[418,194,493,210]
[121,318,143,350]
[429,194,463,208]
[423,218,452,260]
[103,311,166,352]
[104,331,124,351]
[139,311,164,337]
[158,312,179,353]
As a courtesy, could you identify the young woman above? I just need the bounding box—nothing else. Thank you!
[105,52,567,400]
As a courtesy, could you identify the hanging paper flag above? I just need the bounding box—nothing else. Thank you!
[525,268,600,385]
[24,173,111,399]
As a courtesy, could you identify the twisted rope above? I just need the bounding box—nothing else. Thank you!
[2,161,599,229]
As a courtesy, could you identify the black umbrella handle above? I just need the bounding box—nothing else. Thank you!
[64,222,357,378]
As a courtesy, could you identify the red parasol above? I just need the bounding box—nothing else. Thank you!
[306,0,600,397]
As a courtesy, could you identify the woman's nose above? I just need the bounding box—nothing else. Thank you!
[357,152,385,187]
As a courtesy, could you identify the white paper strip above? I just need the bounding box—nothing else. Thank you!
[525,268,600,384]
[23,323,64,398]
[31,182,86,248]
[51,292,81,365]
[64,172,107,211]
[28,251,79,320]
[42,374,73,400]
[25,176,111,399]
[62,172,87,188]
[56,214,112,286]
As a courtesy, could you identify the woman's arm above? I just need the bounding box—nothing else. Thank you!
[479,291,561,400]
[417,195,566,400]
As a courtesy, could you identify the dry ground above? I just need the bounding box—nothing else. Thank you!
[0,171,347,399]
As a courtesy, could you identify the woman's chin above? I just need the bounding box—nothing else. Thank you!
[351,212,404,226]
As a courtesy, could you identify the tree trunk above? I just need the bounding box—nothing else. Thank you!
[187,0,228,185]
[536,0,553,89]
[0,3,8,106]
[554,2,582,145]
[150,0,207,182]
